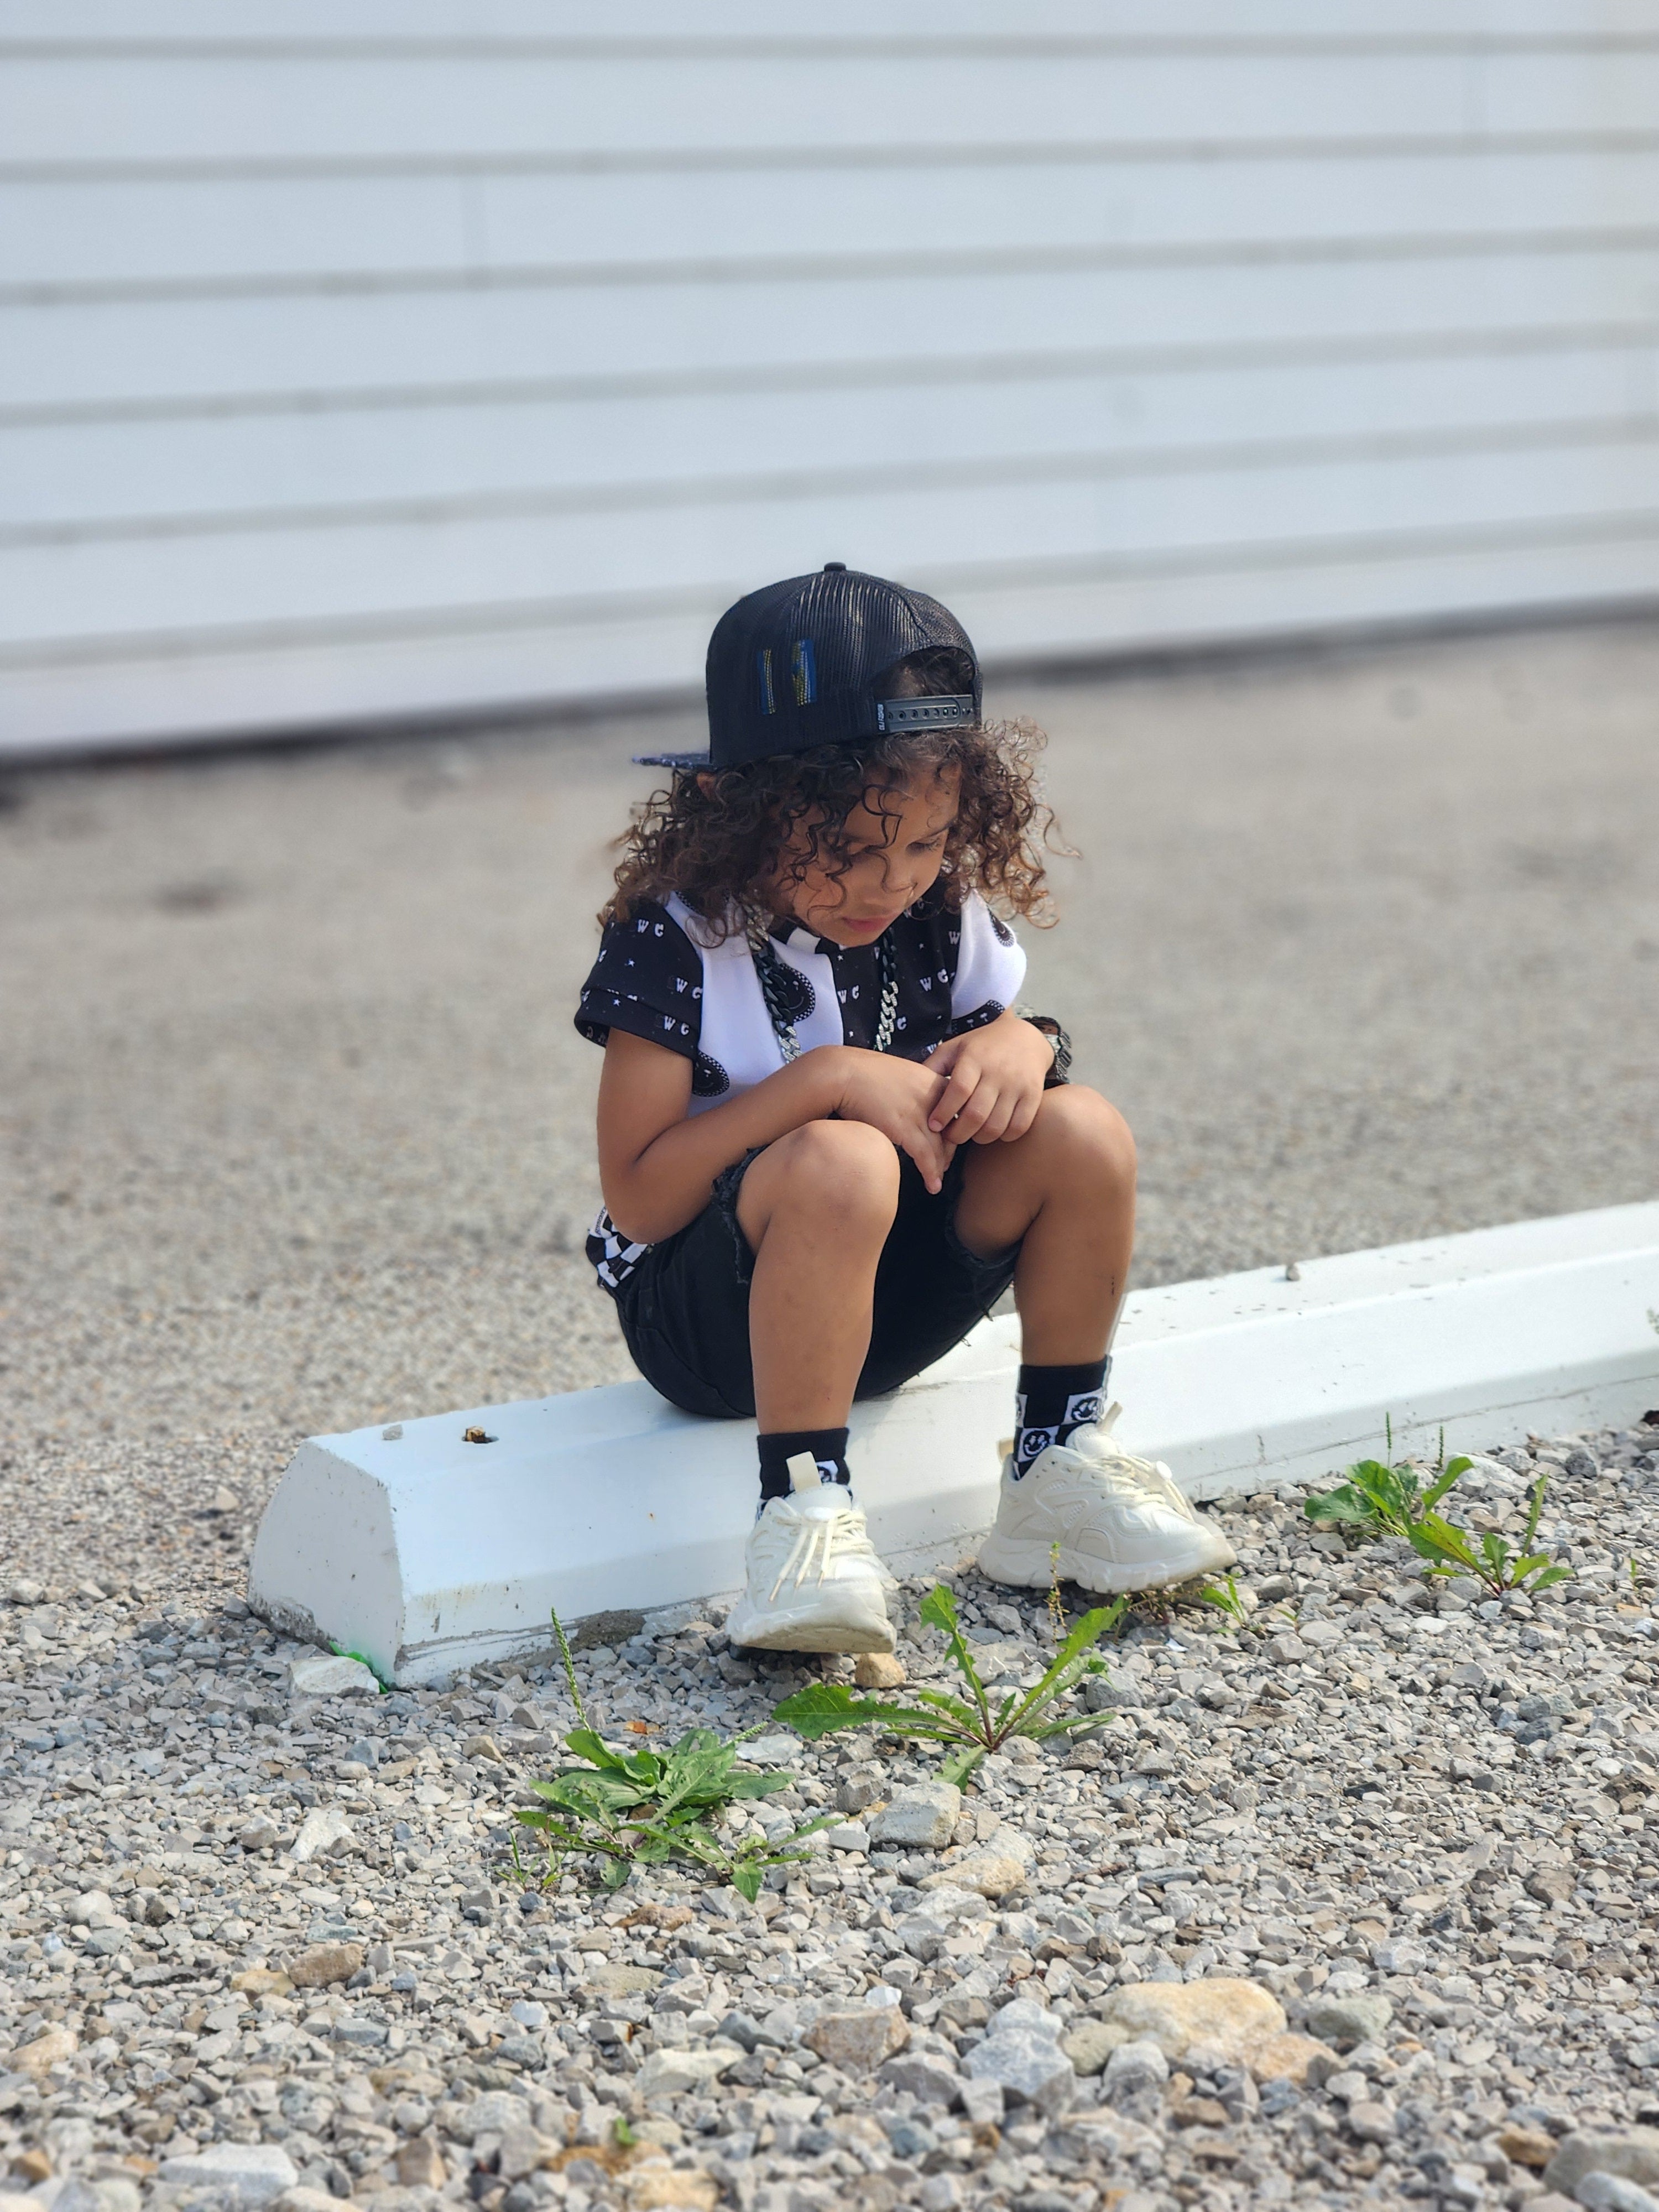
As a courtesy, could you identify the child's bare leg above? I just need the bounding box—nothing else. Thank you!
[725,1120,901,1657]
[962,1086,1236,1593]
[735,1118,901,1429]
[952,1086,1135,1358]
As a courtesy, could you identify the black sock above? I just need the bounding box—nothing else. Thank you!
[758,1428,852,1506]
[1013,1359,1109,1478]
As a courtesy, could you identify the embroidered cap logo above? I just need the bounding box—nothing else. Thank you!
[791,639,817,707]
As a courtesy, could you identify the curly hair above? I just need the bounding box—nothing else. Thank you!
[605,718,1062,936]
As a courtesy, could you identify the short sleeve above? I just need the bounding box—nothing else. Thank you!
[575,904,703,1063]
[947,891,1027,1033]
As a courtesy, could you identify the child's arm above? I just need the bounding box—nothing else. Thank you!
[597,1031,958,1245]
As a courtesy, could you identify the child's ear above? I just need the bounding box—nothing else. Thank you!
[695,772,717,797]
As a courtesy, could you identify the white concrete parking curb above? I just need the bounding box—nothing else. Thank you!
[249,1203,1659,1686]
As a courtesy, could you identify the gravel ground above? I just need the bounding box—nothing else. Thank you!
[6,1421,1659,2212]
[3,618,1658,2211]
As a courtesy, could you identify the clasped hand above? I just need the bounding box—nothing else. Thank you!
[825,1013,1055,1192]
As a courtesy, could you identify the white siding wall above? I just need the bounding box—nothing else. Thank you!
[5,1,1659,754]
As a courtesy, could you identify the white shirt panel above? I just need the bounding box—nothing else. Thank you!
[950,892,1027,1021]
[667,895,785,1118]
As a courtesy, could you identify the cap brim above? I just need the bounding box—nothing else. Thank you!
[630,749,710,769]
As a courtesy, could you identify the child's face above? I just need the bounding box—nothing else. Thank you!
[767,768,961,947]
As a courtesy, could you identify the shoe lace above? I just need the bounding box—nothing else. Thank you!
[768,1499,870,1602]
[1080,1404,1186,1507]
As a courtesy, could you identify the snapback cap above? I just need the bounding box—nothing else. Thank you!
[634,562,980,770]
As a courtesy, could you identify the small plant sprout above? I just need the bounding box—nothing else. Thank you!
[1047,1541,1069,1641]
[1196,1573,1251,1628]
[509,1610,836,1899]
[1407,1469,1574,1599]
[771,1582,1125,1785]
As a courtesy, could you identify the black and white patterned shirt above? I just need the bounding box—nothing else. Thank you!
[576,886,1028,1288]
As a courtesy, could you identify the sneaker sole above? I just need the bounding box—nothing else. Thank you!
[725,1596,896,1656]
[976,1530,1237,1594]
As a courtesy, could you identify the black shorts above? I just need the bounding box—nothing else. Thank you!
[607,1144,1020,1420]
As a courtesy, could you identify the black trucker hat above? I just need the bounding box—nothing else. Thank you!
[634,562,980,770]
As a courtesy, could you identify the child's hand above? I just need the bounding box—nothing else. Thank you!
[824,1048,958,1193]
[925,1013,1055,1143]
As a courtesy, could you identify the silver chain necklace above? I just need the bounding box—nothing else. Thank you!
[749,921,899,1062]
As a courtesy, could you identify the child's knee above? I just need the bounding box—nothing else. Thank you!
[766,1119,901,1221]
[1034,1085,1136,1192]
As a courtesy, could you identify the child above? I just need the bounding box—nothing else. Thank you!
[576,564,1233,1653]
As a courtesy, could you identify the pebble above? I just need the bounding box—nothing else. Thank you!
[4,1415,1659,2212]
[802,2006,909,2069]
[1104,1974,1286,2063]
[867,1778,962,1846]
[288,1804,352,1863]
[284,1942,364,1989]
[1548,2130,1659,2195]
[964,1997,1076,2115]
[1579,2177,1659,2212]
[1304,1989,1395,2046]
[155,2145,296,2207]
[285,1653,379,1700]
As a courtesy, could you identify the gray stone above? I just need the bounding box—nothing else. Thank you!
[878,2053,963,2107]
[1104,2038,1170,2094]
[1062,2020,1130,2076]
[1578,2179,1659,2212]
[286,1652,380,1699]
[1298,1619,1345,1648]
[1547,2137,1659,2200]
[742,1733,802,1765]
[289,1804,353,1863]
[959,2077,1005,2126]
[1304,1992,1394,2048]
[893,1884,989,1960]
[964,1997,1076,2116]
[158,2145,298,2209]
[635,2046,739,2099]
[1348,2101,1396,2144]
[451,2091,532,2142]
[868,1780,962,1847]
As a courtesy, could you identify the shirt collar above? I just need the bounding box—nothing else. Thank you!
[766,906,915,958]
[766,915,860,959]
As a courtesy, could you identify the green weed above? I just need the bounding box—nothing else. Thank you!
[1303,1452,1470,1542]
[1407,1469,1573,1599]
[1195,1573,1251,1627]
[509,1609,836,1900]
[771,1582,1125,1786]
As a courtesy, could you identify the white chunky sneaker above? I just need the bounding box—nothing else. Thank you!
[977,1405,1236,1594]
[725,1457,896,1653]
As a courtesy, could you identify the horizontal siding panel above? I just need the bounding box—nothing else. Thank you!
[11,53,1659,166]
[7,432,1659,652]
[8,242,1659,414]
[6,7,1659,752]
[10,143,1659,293]
[11,527,1659,759]
[11,4,1659,45]
[9,342,1657,533]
